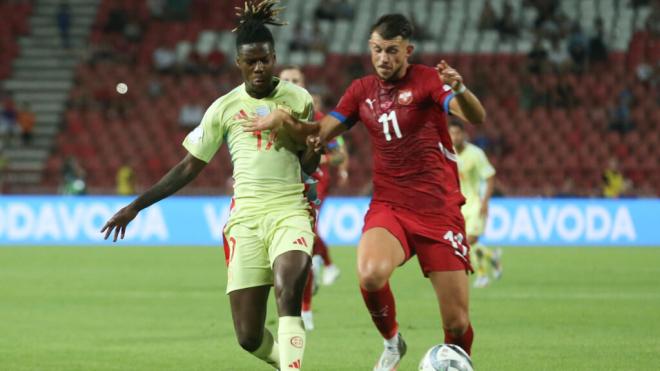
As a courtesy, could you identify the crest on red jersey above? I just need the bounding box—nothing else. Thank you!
[398,90,413,105]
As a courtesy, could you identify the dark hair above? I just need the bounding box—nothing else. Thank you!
[370,14,414,40]
[234,0,286,50]
[448,119,465,131]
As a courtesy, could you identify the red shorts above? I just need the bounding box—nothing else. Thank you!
[362,203,473,276]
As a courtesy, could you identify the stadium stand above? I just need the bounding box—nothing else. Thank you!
[1,0,658,196]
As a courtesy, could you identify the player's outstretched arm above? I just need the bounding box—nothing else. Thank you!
[242,109,347,146]
[437,60,486,125]
[101,153,207,242]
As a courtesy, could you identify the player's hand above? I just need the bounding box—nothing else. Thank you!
[101,206,138,242]
[307,135,323,153]
[436,60,464,91]
[242,109,284,132]
[479,203,489,218]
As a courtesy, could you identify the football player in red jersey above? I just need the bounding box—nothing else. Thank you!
[244,14,485,370]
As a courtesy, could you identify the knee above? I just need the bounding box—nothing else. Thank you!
[358,262,392,291]
[236,331,262,353]
[443,314,470,337]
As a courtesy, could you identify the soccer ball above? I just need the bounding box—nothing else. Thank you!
[419,344,474,371]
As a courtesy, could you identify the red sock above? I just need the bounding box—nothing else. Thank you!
[314,235,332,266]
[444,323,474,355]
[301,268,313,311]
[360,282,398,339]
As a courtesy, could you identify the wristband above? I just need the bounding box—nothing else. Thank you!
[452,83,467,95]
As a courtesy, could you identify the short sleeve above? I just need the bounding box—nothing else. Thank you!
[426,68,455,114]
[330,80,362,128]
[300,92,315,122]
[476,149,496,179]
[182,99,225,163]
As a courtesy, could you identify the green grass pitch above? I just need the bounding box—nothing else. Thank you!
[1,246,659,370]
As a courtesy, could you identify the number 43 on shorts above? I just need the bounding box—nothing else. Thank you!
[443,230,469,261]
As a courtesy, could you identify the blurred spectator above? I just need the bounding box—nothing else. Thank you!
[335,0,354,19]
[116,164,136,195]
[608,87,635,133]
[289,22,326,52]
[314,0,353,21]
[636,60,653,82]
[289,22,312,51]
[495,1,519,39]
[153,44,177,73]
[178,100,204,127]
[1,98,18,144]
[602,157,629,198]
[104,6,127,33]
[123,16,143,43]
[478,0,498,30]
[547,37,571,72]
[0,143,7,192]
[60,156,87,195]
[17,103,35,146]
[646,1,660,36]
[410,15,431,41]
[147,74,163,98]
[148,0,165,18]
[588,17,608,65]
[527,37,549,74]
[56,1,71,49]
[567,22,588,71]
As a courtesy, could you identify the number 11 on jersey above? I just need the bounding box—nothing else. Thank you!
[378,111,402,141]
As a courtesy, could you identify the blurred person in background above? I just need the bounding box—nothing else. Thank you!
[0,143,7,192]
[60,156,87,195]
[116,164,136,195]
[56,1,71,49]
[178,99,204,127]
[1,97,18,145]
[449,121,502,289]
[17,103,35,146]
[602,157,629,198]
[588,17,608,66]
[279,65,346,330]
[478,0,497,31]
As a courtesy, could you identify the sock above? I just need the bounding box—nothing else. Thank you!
[444,323,474,355]
[384,333,399,348]
[251,328,279,369]
[278,316,306,370]
[315,235,332,266]
[302,268,313,312]
[360,282,398,339]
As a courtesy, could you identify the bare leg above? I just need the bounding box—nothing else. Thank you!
[428,270,474,355]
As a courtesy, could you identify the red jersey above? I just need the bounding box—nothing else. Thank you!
[330,64,464,216]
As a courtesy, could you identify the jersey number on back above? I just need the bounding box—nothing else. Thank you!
[377,111,402,141]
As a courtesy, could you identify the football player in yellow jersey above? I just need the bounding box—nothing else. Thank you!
[449,121,503,288]
[102,1,319,369]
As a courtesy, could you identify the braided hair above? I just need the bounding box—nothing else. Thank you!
[233,0,287,50]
